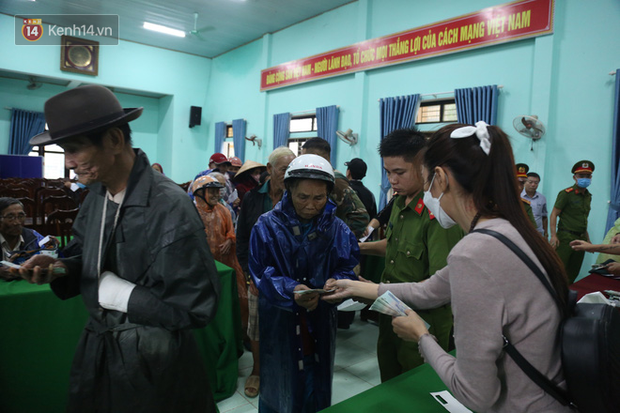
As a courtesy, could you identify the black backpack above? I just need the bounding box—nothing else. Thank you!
[473,229,620,412]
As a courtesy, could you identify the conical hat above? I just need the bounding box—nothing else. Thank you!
[234,160,266,179]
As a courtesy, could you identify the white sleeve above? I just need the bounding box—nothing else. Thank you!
[98,271,136,313]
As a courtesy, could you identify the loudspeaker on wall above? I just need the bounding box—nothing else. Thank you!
[189,106,202,128]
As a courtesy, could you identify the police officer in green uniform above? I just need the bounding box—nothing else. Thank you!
[550,160,594,283]
[516,163,537,227]
[359,129,463,383]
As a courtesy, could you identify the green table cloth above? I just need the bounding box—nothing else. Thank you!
[323,352,458,413]
[0,261,241,413]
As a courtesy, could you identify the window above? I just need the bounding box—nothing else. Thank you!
[287,113,317,155]
[290,114,317,133]
[222,140,235,159]
[220,124,235,158]
[415,99,457,124]
[28,144,73,179]
[288,138,310,156]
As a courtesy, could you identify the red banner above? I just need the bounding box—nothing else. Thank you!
[260,0,553,91]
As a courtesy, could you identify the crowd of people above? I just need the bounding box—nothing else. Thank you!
[1,84,615,413]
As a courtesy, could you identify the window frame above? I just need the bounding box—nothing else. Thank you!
[289,114,317,133]
[287,137,311,156]
[415,98,457,125]
[28,144,72,179]
[221,139,235,159]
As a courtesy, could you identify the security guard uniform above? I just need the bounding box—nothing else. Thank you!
[378,192,463,382]
[553,160,594,283]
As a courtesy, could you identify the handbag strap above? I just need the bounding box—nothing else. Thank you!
[472,229,562,308]
[471,228,575,409]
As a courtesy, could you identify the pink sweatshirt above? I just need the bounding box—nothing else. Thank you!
[378,218,571,412]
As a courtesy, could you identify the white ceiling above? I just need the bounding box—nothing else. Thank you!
[1,0,355,58]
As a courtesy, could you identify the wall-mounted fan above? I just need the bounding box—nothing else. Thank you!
[188,12,214,40]
[336,129,358,146]
[513,115,545,150]
[27,77,42,90]
[245,134,262,148]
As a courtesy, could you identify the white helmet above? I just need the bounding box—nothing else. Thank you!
[284,154,335,189]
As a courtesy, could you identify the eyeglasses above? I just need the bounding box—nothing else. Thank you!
[0,213,27,222]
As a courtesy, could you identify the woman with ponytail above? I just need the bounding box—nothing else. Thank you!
[325,122,570,412]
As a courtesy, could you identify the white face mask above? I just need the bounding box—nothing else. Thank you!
[423,173,457,229]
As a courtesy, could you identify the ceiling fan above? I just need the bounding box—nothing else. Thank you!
[188,12,214,40]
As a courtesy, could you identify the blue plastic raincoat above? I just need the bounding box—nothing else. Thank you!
[249,192,359,413]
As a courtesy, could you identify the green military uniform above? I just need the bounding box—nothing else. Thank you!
[516,163,537,227]
[553,160,595,283]
[378,193,464,382]
[521,198,538,227]
[554,184,592,282]
[331,170,370,238]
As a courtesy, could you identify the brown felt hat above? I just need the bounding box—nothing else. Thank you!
[30,85,143,146]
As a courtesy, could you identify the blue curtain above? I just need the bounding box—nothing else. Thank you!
[454,85,499,125]
[214,121,226,154]
[9,109,46,155]
[378,94,420,209]
[606,69,620,232]
[232,118,246,162]
[316,105,340,165]
[273,112,291,149]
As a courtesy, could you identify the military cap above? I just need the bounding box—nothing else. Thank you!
[515,163,529,179]
[572,160,595,174]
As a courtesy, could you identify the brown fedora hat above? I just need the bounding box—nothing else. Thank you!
[30,85,143,146]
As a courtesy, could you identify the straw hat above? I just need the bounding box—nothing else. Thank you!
[234,160,266,179]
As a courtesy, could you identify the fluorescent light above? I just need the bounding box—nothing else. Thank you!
[143,22,186,38]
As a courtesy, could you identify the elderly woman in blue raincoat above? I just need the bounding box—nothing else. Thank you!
[249,154,360,413]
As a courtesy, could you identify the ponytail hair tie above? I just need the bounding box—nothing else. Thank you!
[450,121,491,155]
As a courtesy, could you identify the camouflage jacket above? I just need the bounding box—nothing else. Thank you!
[331,170,370,238]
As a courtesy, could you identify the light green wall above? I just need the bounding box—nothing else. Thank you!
[204,0,620,279]
[0,13,211,182]
[1,1,619,279]
[0,78,159,160]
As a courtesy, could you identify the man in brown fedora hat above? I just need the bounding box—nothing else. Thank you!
[18,85,221,412]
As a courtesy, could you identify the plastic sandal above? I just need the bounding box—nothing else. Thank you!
[244,374,260,398]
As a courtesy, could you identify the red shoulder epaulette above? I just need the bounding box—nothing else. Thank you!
[414,199,424,215]
[413,198,436,219]
[565,187,574,193]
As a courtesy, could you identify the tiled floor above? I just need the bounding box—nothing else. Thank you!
[217,316,380,413]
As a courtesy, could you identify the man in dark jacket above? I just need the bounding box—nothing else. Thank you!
[345,158,377,220]
[236,146,295,397]
[19,85,221,413]
[0,197,45,280]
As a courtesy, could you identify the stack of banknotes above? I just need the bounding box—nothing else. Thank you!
[369,290,411,317]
